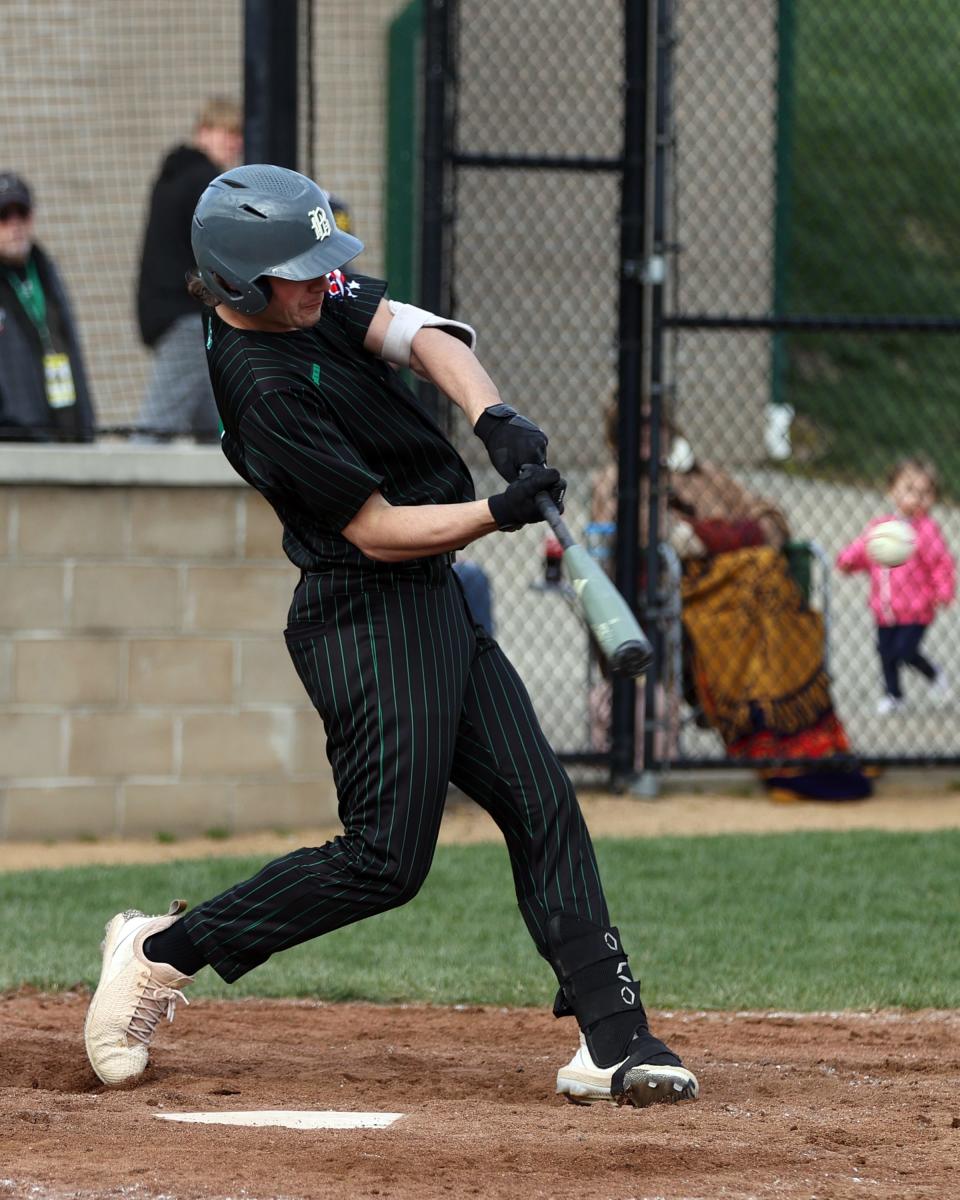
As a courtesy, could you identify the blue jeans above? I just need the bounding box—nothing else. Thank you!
[877,623,936,698]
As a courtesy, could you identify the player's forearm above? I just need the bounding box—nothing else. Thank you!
[343,493,497,562]
[408,327,500,426]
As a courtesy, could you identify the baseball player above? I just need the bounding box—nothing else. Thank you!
[83,166,699,1110]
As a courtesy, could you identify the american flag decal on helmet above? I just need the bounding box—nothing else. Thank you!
[326,269,359,302]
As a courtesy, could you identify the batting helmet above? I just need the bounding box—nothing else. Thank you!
[191,164,364,315]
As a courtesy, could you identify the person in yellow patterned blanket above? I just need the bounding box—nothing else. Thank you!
[592,405,872,801]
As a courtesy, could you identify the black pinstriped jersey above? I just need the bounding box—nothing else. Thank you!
[205,274,475,588]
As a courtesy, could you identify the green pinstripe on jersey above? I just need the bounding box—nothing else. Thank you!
[205,275,474,586]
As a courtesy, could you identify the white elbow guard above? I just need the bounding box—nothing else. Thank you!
[380,300,477,368]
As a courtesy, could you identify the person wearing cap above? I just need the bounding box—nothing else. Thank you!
[82,164,699,1115]
[0,171,95,441]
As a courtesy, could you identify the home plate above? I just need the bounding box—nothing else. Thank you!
[156,1110,403,1130]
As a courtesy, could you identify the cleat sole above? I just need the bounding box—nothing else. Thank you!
[618,1065,699,1108]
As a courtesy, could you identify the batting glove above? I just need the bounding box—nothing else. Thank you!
[488,464,565,532]
[474,403,548,482]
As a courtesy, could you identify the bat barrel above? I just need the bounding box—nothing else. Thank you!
[560,542,654,680]
[531,482,653,680]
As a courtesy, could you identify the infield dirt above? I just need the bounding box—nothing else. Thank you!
[2,787,959,1199]
[1,993,958,1200]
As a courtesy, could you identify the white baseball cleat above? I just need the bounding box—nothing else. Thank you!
[84,899,193,1087]
[556,1034,699,1108]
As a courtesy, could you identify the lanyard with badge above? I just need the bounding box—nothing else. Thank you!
[5,258,76,409]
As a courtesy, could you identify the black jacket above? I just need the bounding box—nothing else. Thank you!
[0,244,95,441]
[136,145,220,347]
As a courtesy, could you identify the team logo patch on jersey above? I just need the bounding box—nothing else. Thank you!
[326,269,359,302]
[308,206,332,241]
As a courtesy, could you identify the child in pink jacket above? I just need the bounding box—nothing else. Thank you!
[837,458,955,715]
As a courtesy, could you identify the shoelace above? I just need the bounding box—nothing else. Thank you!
[128,979,190,1046]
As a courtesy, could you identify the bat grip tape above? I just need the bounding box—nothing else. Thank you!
[534,491,573,549]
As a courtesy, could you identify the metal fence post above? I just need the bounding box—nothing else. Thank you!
[636,0,672,794]
[418,0,455,425]
[243,0,299,169]
[611,0,653,789]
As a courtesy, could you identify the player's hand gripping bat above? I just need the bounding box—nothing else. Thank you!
[535,489,653,677]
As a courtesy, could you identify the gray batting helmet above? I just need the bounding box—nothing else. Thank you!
[191,164,364,314]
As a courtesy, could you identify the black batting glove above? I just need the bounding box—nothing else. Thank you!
[488,464,566,532]
[474,403,549,482]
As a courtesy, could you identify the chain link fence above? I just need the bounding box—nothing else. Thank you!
[0,0,403,434]
[0,1,243,432]
[5,1,958,777]
[423,0,626,775]
[661,0,960,771]
[433,0,960,780]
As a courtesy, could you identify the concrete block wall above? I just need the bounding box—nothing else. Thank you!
[0,447,338,841]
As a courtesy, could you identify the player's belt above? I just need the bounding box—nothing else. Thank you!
[297,552,456,586]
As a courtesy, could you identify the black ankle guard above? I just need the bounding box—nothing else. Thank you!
[547,914,650,1068]
[547,916,640,1025]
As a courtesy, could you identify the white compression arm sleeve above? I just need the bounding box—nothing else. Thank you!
[380,300,477,368]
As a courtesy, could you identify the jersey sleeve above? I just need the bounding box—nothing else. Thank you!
[321,272,388,349]
[241,388,385,532]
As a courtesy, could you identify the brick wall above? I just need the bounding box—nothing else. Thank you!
[0,448,338,841]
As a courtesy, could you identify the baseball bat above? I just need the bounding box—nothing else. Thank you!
[535,491,653,677]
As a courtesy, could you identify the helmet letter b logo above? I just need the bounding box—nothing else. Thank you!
[309,206,332,241]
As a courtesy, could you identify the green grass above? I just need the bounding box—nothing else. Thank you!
[2,830,958,1010]
[782,1,960,492]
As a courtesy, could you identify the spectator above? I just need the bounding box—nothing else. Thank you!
[837,456,955,715]
[453,559,495,635]
[592,402,872,801]
[0,171,95,441]
[135,97,244,441]
[135,100,357,444]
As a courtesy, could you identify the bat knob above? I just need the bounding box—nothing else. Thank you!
[609,639,653,678]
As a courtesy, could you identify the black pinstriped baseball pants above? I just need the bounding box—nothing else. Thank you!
[183,568,610,983]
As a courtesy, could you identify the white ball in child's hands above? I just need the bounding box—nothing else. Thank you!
[866,518,916,567]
